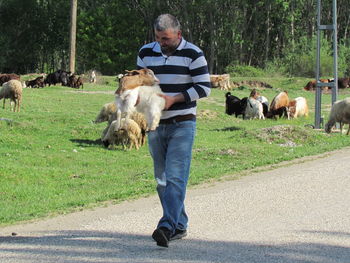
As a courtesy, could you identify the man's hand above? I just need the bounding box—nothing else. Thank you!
[158,93,185,110]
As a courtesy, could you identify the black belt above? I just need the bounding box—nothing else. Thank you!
[159,114,196,124]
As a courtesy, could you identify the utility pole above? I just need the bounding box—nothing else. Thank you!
[69,0,77,73]
[314,0,338,129]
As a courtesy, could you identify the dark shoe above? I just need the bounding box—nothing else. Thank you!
[152,227,171,247]
[170,229,187,241]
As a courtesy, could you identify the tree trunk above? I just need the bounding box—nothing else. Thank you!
[69,0,77,73]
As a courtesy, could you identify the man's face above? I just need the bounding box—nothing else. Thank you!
[155,29,181,55]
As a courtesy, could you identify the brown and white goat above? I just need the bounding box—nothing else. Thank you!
[115,68,165,131]
[288,97,309,119]
[267,91,290,119]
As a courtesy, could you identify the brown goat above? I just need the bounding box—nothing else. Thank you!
[0,73,20,86]
[116,69,159,95]
[304,79,330,91]
[267,91,290,119]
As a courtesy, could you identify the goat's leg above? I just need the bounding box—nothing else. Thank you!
[13,100,17,112]
[347,124,350,135]
[340,122,343,134]
[17,98,21,112]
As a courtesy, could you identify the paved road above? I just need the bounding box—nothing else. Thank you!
[1,148,350,263]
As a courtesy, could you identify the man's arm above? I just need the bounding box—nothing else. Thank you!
[158,93,185,110]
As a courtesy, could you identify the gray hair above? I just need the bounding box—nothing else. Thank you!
[154,14,181,32]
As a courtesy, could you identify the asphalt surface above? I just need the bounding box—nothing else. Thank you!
[1,148,350,263]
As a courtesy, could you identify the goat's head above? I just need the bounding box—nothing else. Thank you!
[115,68,159,95]
[325,120,335,133]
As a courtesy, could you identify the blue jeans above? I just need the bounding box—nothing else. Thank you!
[148,120,196,233]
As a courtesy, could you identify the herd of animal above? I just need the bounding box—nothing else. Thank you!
[0,70,87,113]
[225,83,350,136]
[303,77,350,91]
[2,70,350,151]
[225,89,309,120]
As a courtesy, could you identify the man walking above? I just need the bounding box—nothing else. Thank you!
[137,14,211,247]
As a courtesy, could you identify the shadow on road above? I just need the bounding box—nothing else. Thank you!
[1,230,349,263]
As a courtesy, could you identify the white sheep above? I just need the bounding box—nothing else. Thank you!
[129,111,147,146]
[94,102,117,124]
[0,79,23,112]
[325,98,350,135]
[245,98,264,120]
[102,116,142,150]
[115,68,165,131]
[99,107,147,147]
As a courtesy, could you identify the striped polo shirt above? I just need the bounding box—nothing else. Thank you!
[137,38,211,119]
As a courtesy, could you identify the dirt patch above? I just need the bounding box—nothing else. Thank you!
[248,124,314,146]
[197,109,219,119]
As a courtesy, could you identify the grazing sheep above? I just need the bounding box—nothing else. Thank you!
[102,117,142,150]
[304,79,330,91]
[289,97,309,119]
[225,92,247,118]
[75,77,84,89]
[0,79,23,112]
[210,74,231,90]
[325,98,350,135]
[249,89,268,117]
[0,73,20,85]
[245,98,264,120]
[44,69,71,86]
[337,77,350,89]
[94,102,118,124]
[25,76,45,88]
[129,111,147,146]
[267,91,290,119]
[256,95,269,117]
[115,68,165,131]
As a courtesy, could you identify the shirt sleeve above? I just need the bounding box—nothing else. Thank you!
[182,52,211,103]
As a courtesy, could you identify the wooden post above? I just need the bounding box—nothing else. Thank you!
[69,0,77,73]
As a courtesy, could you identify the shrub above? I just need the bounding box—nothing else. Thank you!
[225,64,266,77]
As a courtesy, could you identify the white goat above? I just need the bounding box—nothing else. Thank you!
[289,97,309,119]
[245,98,265,120]
[115,68,165,131]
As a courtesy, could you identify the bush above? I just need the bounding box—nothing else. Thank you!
[225,64,266,77]
[277,36,345,78]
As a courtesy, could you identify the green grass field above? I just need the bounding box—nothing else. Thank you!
[1,75,349,226]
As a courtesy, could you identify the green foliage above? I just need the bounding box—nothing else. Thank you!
[225,65,266,77]
[266,36,341,78]
[0,1,350,76]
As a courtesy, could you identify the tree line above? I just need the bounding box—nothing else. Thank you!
[0,0,349,77]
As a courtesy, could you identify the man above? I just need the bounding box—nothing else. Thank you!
[137,14,211,247]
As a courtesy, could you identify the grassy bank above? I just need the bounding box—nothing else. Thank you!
[0,76,349,226]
